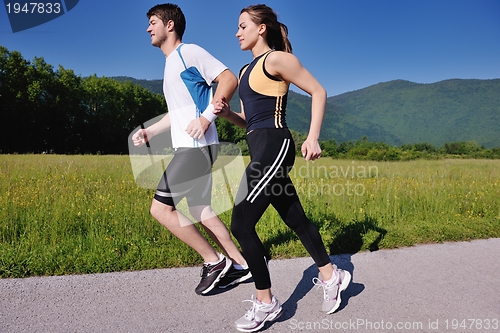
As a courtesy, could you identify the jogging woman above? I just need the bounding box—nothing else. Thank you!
[214,4,351,332]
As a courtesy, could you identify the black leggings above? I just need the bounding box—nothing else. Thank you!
[231,128,331,290]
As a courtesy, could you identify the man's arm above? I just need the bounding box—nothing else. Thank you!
[186,69,238,139]
[132,113,171,147]
[211,69,238,109]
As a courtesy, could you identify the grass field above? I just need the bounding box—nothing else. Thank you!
[1,155,499,278]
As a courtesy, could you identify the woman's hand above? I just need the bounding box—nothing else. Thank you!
[301,138,322,161]
[213,96,230,118]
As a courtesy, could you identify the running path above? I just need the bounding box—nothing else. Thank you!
[1,238,499,332]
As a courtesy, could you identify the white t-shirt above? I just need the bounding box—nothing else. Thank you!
[163,43,226,148]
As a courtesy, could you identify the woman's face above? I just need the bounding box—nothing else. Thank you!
[236,12,262,51]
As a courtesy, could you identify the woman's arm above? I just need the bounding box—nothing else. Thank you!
[266,52,326,160]
[214,96,247,129]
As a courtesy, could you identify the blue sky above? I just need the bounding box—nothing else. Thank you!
[1,0,499,97]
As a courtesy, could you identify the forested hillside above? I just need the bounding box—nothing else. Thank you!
[329,79,500,147]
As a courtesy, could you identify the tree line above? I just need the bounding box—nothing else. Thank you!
[318,136,500,160]
[1,46,499,160]
[1,46,165,154]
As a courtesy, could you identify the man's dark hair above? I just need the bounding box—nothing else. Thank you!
[147,3,186,39]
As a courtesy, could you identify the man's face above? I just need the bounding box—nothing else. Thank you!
[147,15,168,47]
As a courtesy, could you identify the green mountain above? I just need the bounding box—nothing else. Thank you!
[114,77,500,148]
[328,79,500,148]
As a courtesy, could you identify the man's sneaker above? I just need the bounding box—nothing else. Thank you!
[313,266,351,314]
[235,295,282,332]
[217,265,252,289]
[194,254,232,295]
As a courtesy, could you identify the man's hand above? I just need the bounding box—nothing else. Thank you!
[132,129,149,147]
[186,116,210,139]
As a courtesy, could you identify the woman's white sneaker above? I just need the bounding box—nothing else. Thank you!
[313,267,351,314]
[235,295,282,332]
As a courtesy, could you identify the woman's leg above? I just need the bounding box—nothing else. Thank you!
[231,168,273,291]
[270,178,334,279]
[231,129,290,292]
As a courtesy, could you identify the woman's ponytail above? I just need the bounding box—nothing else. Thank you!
[279,22,292,53]
[241,4,293,53]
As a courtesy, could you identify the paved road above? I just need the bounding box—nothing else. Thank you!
[1,238,499,333]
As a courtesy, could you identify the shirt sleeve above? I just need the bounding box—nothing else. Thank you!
[182,44,227,86]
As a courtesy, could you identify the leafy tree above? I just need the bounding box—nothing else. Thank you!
[215,117,245,144]
[289,129,307,156]
[0,46,167,154]
[26,56,59,153]
[0,47,30,153]
[54,66,87,153]
[320,139,338,158]
[401,142,436,153]
[441,141,482,155]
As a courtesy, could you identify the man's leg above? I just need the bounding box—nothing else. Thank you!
[150,199,232,295]
[190,205,247,266]
[150,199,219,263]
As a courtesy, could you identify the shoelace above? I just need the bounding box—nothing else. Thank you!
[313,277,337,301]
[199,264,210,278]
[242,296,273,320]
[242,296,259,320]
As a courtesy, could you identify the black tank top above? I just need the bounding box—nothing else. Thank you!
[238,51,289,132]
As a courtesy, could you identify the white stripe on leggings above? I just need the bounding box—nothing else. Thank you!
[246,138,290,203]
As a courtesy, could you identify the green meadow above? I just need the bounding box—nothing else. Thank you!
[1,155,499,278]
